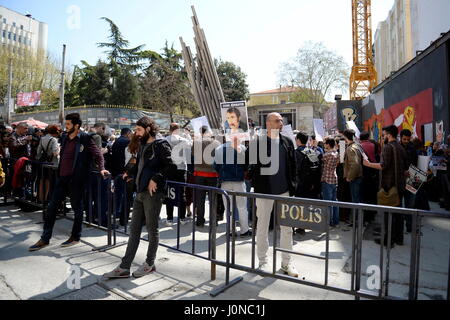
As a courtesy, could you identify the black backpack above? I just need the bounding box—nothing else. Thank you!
[300,147,321,177]
[38,138,56,163]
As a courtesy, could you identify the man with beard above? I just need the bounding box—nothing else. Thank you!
[364,125,408,247]
[103,117,176,279]
[29,113,109,251]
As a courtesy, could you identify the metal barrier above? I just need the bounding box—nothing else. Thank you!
[2,159,450,300]
[3,157,123,251]
[214,190,450,300]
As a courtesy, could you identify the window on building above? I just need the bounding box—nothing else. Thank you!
[8,32,11,40]
[18,36,21,43]
[20,25,23,30]
[13,22,16,27]
[13,34,16,41]
[2,18,6,24]
[2,30,5,38]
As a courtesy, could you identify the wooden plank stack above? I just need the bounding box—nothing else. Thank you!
[180,6,225,130]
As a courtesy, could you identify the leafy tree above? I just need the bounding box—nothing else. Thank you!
[0,47,62,107]
[139,42,198,119]
[110,66,139,105]
[97,17,145,70]
[215,59,250,102]
[76,60,112,105]
[278,41,349,104]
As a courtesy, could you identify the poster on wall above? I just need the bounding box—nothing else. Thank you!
[16,91,41,107]
[424,123,433,144]
[436,120,444,143]
[337,100,362,132]
[220,101,250,141]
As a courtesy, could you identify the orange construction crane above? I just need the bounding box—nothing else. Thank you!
[350,0,377,100]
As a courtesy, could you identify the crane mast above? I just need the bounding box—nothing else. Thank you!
[350,0,377,100]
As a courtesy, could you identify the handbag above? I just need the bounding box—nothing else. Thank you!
[377,144,400,207]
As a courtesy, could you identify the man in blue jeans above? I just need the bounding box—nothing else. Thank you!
[321,138,340,226]
[29,113,109,251]
[343,129,364,209]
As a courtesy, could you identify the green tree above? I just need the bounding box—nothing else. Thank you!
[215,59,250,102]
[0,47,62,107]
[76,60,112,105]
[278,41,349,104]
[110,66,139,105]
[97,17,145,70]
[139,42,198,119]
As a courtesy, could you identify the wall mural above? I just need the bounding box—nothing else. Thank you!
[383,88,433,141]
[363,88,433,142]
[337,100,362,132]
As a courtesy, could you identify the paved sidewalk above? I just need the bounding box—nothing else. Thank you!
[0,202,449,300]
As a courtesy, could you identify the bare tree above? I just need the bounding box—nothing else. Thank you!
[278,41,349,104]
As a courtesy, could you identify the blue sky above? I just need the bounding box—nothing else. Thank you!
[2,0,394,96]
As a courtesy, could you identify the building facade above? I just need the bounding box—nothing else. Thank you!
[374,0,450,84]
[247,87,328,133]
[247,102,328,134]
[0,6,48,54]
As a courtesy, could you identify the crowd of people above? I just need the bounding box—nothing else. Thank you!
[0,111,449,280]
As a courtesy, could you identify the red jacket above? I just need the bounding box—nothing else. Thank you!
[12,157,29,189]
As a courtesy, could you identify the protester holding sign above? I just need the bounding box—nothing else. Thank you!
[364,125,409,247]
[400,129,419,232]
[213,136,251,237]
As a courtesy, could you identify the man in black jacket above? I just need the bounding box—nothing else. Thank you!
[103,117,176,279]
[29,113,109,251]
[248,113,299,277]
[111,128,132,226]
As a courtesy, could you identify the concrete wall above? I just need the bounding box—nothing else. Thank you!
[411,0,450,53]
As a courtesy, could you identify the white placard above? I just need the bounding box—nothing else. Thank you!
[221,101,250,141]
[313,119,325,142]
[405,165,427,195]
[424,123,433,143]
[339,140,346,163]
[346,120,361,139]
[417,155,431,172]
[190,116,211,136]
[282,124,296,146]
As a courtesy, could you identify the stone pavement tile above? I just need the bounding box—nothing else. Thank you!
[0,275,20,300]
[54,284,126,300]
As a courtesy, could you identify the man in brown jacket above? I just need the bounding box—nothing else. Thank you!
[343,129,364,204]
